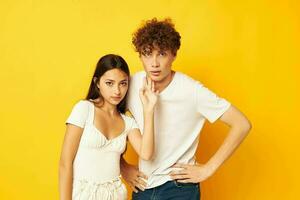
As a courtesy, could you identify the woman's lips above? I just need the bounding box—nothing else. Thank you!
[111,96,121,100]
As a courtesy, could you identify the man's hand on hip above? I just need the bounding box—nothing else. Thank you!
[169,163,215,183]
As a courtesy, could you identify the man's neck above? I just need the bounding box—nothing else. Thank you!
[154,71,175,93]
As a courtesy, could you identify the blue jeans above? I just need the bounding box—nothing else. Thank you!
[132,180,200,200]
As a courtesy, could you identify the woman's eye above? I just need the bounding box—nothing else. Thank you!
[105,82,113,86]
[159,52,166,56]
[120,82,128,86]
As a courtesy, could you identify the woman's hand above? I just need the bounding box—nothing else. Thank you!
[139,77,159,112]
[120,161,148,192]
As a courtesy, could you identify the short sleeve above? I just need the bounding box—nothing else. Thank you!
[66,100,90,128]
[195,82,231,123]
[129,116,139,130]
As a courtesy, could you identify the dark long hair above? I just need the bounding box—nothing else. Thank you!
[85,54,130,113]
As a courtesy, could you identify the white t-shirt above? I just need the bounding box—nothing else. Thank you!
[127,71,231,188]
[66,100,139,183]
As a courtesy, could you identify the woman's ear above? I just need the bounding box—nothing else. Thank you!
[93,77,99,87]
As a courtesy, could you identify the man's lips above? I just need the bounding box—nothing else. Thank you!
[150,71,161,76]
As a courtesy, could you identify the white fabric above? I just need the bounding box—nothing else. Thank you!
[72,178,127,200]
[127,71,231,189]
[66,100,138,199]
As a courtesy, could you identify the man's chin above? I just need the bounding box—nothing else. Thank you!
[148,74,163,82]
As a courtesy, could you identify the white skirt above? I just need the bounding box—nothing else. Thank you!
[72,177,127,200]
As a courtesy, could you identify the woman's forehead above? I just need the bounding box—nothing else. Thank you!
[102,68,128,80]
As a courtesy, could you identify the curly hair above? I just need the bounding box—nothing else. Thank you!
[132,18,181,55]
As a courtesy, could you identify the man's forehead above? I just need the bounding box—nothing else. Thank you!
[142,45,169,52]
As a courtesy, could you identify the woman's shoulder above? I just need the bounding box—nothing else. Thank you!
[66,100,92,128]
[74,99,92,107]
[121,113,133,122]
[70,100,93,114]
[121,114,139,130]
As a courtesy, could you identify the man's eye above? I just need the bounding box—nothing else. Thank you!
[159,52,166,56]
[120,82,128,86]
[143,51,151,57]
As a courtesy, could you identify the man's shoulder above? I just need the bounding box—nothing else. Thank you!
[175,71,202,86]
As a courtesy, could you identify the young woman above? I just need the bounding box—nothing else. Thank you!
[59,54,158,200]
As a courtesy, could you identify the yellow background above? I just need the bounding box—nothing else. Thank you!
[0,0,299,199]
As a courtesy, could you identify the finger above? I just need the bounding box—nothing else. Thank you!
[146,76,152,90]
[172,163,189,169]
[139,89,145,102]
[133,177,147,188]
[139,88,145,96]
[151,80,154,92]
[169,174,190,180]
[136,184,145,191]
[143,78,147,89]
[137,178,147,188]
[132,180,145,191]
[169,170,188,176]
[130,185,138,193]
[140,78,146,93]
[138,172,148,180]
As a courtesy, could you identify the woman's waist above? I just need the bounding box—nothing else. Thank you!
[73,164,121,183]
[73,175,122,185]
[73,156,121,181]
[74,150,120,167]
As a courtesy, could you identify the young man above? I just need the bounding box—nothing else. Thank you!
[121,18,252,200]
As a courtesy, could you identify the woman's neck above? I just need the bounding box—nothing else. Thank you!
[94,100,118,116]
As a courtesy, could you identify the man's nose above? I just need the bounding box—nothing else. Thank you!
[151,56,159,68]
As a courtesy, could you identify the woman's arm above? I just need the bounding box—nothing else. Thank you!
[127,78,158,160]
[59,124,83,200]
[127,110,154,160]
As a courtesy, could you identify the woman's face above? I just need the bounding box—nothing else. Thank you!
[97,68,129,106]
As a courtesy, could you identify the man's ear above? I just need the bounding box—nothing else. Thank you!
[173,51,177,59]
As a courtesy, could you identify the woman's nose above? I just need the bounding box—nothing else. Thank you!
[114,86,121,95]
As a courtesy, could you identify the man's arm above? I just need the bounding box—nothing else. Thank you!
[170,105,252,183]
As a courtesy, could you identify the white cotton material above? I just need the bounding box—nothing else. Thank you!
[66,100,138,199]
[127,71,231,189]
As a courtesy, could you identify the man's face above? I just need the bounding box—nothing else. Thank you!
[140,47,176,83]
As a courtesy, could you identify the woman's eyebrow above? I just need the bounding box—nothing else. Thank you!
[104,79,115,82]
